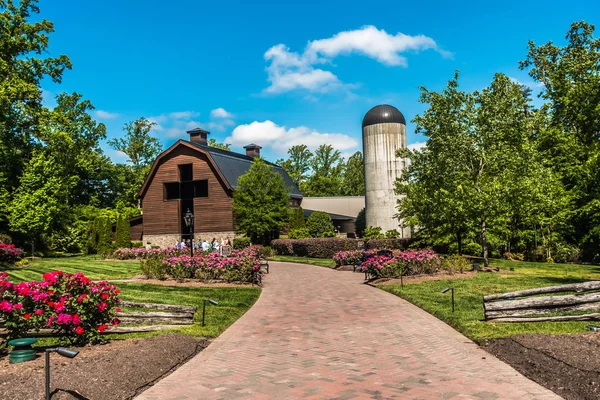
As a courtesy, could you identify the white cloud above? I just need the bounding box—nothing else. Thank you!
[408,142,427,152]
[226,120,358,154]
[264,26,450,94]
[210,108,233,118]
[41,89,57,110]
[94,110,120,120]
[106,149,129,164]
[169,111,200,119]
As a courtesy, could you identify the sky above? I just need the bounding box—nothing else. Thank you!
[40,0,599,163]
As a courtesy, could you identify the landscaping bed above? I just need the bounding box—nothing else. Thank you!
[485,333,600,400]
[373,271,477,285]
[0,333,208,400]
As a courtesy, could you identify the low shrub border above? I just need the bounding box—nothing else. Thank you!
[0,243,25,265]
[271,238,414,258]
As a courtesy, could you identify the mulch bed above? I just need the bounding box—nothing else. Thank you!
[109,276,256,288]
[485,333,600,400]
[0,334,208,400]
[373,271,477,285]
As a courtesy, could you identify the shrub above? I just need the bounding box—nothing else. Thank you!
[361,255,396,278]
[333,250,363,266]
[463,242,482,257]
[363,226,384,240]
[96,216,113,258]
[385,229,400,239]
[15,259,30,267]
[289,228,311,239]
[553,244,580,263]
[365,238,412,250]
[503,251,513,260]
[0,233,12,244]
[394,249,443,275]
[131,241,144,248]
[259,246,274,258]
[323,231,336,238]
[140,254,169,279]
[271,238,360,258]
[115,214,131,249]
[0,243,25,265]
[289,207,305,230]
[442,255,470,274]
[306,211,334,238]
[233,237,252,249]
[0,271,121,344]
[355,208,366,238]
[546,257,555,263]
[514,253,525,261]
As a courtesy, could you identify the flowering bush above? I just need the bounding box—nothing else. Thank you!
[0,243,25,265]
[333,250,363,266]
[394,249,443,275]
[0,271,121,345]
[112,247,166,260]
[361,255,397,278]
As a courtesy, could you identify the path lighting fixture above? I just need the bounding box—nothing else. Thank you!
[46,347,79,400]
[183,208,194,257]
[202,299,219,327]
[441,287,455,313]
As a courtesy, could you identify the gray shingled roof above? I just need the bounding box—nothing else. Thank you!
[186,141,303,199]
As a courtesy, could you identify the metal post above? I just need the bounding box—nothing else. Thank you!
[201,300,206,327]
[451,288,455,313]
[190,227,194,257]
[45,350,51,400]
[400,275,404,288]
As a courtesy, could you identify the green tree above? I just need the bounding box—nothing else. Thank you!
[115,214,131,249]
[96,216,113,258]
[233,158,290,244]
[289,207,305,230]
[208,138,231,150]
[355,208,366,238]
[342,151,364,196]
[108,117,162,207]
[306,211,334,238]
[276,145,313,186]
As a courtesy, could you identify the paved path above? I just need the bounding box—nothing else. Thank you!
[137,262,560,400]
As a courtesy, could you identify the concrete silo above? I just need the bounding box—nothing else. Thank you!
[362,104,410,237]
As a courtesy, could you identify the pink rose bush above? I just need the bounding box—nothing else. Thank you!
[111,247,166,260]
[333,249,445,278]
[0,271,121,345]
[143,245,262,283]
[333,250,364,266]
[0,243,25,265]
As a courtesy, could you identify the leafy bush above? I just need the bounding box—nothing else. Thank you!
[359,249,443,278]
[323,231,336,238]
[140,254,169,279]
[15,259,30,267]
[385,229,400,239]
[0,271,121,344]
[131,241,143,248]
[333,250,363,266]
[0,233,12,244]
[514,253,525,261]
[306,211,334,238]
[553,244,580,263]
[289,228,311,239]
[271,238,360,258]
[363,226,384,240]
[547,257,555,263]
[96,216,113,258]
[0,243,25,265]
[442,255,470,274]
[355,208,366,238]
[289,207,305,230]
[233,237,252,249]
[365,238,412,250]
[259,246,273,258]
[463,242,482,256]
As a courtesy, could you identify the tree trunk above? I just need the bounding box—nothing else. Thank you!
[481,214,489,267]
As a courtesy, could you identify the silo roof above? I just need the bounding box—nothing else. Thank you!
[362,104,406,128]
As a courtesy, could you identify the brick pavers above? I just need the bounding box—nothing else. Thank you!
[136,262,561,400]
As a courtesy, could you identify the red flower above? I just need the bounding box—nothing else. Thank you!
[75,326,85,335]
[23,313,31,320]
[34,309,43,315]
[101,293,109,300]
[115,307,121,313]
[97,302,107,312]
[112,317,120,326]
[97,324,108,333]
[73,314,82,325]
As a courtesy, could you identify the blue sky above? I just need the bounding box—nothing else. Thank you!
[40,0,599,163]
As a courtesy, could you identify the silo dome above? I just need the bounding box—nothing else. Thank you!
[362,104,406,128]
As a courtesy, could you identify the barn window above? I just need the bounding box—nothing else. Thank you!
[194,180,208,197]
[179,164,193,182]
[164,182,180,200]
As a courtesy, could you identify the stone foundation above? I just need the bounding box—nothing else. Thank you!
[143,232,238,248]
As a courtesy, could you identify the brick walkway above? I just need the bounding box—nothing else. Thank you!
[137,262,560,400]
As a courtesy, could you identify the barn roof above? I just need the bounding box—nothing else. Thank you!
[138,140,302,199]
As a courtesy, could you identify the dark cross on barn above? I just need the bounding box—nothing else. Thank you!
[163,161,209,242]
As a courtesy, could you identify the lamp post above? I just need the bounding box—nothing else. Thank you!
[202,299,219,327]
[442,287,455,312]
[45,347,79,400]
[183,208,194,257]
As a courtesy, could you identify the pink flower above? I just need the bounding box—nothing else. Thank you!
[73,314,82,325]
[97,302,107,312]
[34,309,43,315]
[0,301,13,313]
[13,303,23,309]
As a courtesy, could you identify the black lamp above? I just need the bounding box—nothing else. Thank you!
[183,208,194,256]
[202,299,219,326]
[46,347,79,400]
[441,287,455,312]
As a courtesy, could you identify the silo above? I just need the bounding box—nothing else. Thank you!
[362,104,410,237]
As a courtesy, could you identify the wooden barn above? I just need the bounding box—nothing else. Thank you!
[135,128,302,247]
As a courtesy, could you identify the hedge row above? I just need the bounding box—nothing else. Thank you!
[271,238,413,258]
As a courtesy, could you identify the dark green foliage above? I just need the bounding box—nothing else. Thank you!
[0,234,12,244]
[131,241,143,248]
[385,229,400,239]
[289,207,305,230]
[259,246,274,258]
[233,237,252,249]
[355,208,366,237]
[364,239,413,250]
[363,226,384,240]
[232,158,290,245]
[289,228,311,239]
[463,242,482,257]
[140,254,168,279]
[306,211,334,238]
[96,216,113,257]
[115,214,131,249]
[271,238,360,258]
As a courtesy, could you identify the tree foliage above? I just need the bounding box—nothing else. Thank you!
[115,214,131,249]
[306,211,335,238]
[289,207,305,230]
[232,158,290,244]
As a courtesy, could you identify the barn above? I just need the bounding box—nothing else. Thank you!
[135,128,302,247]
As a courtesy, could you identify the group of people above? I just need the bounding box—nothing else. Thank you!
[176,237,232,254]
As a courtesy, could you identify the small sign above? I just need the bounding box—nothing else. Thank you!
[357,241,365,250]
[222,245,232,257]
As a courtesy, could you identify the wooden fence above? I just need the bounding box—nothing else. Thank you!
[483,281,600,322]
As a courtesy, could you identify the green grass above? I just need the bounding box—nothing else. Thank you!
[269,255,335,268]
[3,255,141,282]
[112,283,261,339]
[381,258,600,343]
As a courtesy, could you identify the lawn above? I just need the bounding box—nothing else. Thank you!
[381,258,600,343]
[114,283,261,339]
[269,255,335,268]
[3,255,141,282]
